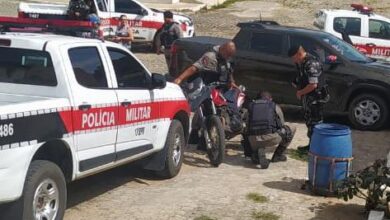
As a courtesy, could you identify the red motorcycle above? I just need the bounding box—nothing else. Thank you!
[211,84,248,140]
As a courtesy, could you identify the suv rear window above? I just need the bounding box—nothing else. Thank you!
[334,17,361,36]
[0,47,57,86]
[250,32,283,55]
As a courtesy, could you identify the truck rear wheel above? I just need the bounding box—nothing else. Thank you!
[22,160,66,220]
[157,120,185,178]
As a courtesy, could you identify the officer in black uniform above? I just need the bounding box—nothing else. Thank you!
[155,11,183,74]
[246,91,296,169]
[68,0,90,20]
[288,45,329,153]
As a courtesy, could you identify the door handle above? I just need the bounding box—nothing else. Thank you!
[121,101,132,107]
[78,104,92,111]
[366,43,376,47]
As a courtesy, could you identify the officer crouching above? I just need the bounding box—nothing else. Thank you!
[246,91,296,169]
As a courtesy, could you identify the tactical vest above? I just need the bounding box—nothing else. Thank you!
[200,51,233,85]
[160,22,180,49]
[248,99,278,135]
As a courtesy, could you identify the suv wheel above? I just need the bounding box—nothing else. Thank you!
[157,120,185,178]
[22,160,66,220]
[348,94,388,130]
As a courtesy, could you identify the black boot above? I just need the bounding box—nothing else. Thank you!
[297,145,310,153]
[257,148,269,169]
[271,145,287,163]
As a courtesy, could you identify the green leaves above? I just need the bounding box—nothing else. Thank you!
[336,159,390,212]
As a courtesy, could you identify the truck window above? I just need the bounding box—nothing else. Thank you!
[290,36,330,63]
[369,19,390,40]
[250,32,283,55]
[68,47,108,88]
[334,17,361,36]
[114,0,142,14]
[107,47,150,88]
[96,0,107,12]
[0,48,57,86]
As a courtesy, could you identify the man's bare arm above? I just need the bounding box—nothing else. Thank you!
[174,66,198,85]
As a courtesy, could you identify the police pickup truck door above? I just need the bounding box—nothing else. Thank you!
[103,45,158,160]
[63,43,119,173]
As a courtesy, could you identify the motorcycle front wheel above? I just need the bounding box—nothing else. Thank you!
[205,115,226,167]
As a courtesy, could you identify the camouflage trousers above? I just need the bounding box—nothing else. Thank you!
[302,96,324,139]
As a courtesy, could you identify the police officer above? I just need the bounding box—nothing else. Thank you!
[155,11,183,73]
[173,41,238,88]
[68,0,90,20]
[288,45,329,153]
[79,14,104,41]
[246,91,296,169]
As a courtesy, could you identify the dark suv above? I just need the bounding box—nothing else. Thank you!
[171,21,390,130]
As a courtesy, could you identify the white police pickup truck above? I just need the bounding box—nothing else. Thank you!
[314,4,390,61]
[18,0,195,44]
[0,32,190,220]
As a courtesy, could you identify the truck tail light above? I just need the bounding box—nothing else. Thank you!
[18,11,25,18]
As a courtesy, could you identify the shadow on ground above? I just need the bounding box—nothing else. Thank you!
[263,177,311,196]
[308,202,365,220]
[66,162,161,208]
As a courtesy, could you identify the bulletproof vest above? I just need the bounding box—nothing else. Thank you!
[160,22,180,49]
[248,99,277,135]
[297,54,326,97]
[199,52,233,85]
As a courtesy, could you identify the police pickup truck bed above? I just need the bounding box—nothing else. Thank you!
[0,33,190,220]
[171,21,390,130]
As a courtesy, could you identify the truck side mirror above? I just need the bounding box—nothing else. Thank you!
[151,73,166,89]
[139,8,148,16]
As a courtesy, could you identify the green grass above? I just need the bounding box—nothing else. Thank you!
[194,215,217,220]
[210,0,248,10]
[288,149,309,162]
[246,192,269,203]
[251,211,280,220]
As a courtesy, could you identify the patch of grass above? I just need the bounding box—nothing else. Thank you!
[288,149,308,162]
[210,0,248,10]
[251,211,280,220]
[246,192,268,203]
[194,215,217,220]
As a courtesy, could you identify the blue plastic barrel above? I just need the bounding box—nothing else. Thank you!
[308,123,353,196]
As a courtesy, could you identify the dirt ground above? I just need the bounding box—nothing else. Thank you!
[1,0,390,219]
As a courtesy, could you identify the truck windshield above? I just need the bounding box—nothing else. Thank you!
[316,34,373,63]
[0,47,57,86]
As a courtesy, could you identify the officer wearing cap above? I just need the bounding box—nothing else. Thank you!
[155,11,183,72]
[288,45,329,153]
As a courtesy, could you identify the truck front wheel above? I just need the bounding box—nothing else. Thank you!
[157,120,185,178]
[348,94,388,130]
[22,160,67,220]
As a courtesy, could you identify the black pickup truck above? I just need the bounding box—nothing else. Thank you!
[170,21,390,131]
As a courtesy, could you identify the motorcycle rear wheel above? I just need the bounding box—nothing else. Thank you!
[205,115,226,167]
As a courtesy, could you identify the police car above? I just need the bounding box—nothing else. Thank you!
[0,32,190,220]
[17,0,195,44]
[314,4,390,61]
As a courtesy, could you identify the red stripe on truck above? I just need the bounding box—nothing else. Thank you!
[354,44,390,57]
[58,100,190,133]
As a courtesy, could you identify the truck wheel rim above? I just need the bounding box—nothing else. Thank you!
[354,100,380,126]
[172,133,182,167]
[33,179,59,220]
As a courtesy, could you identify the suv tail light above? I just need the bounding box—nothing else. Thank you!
[0,39,11,46]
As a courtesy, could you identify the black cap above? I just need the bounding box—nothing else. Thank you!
[163,11,173,19]
[288,45,301,57]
